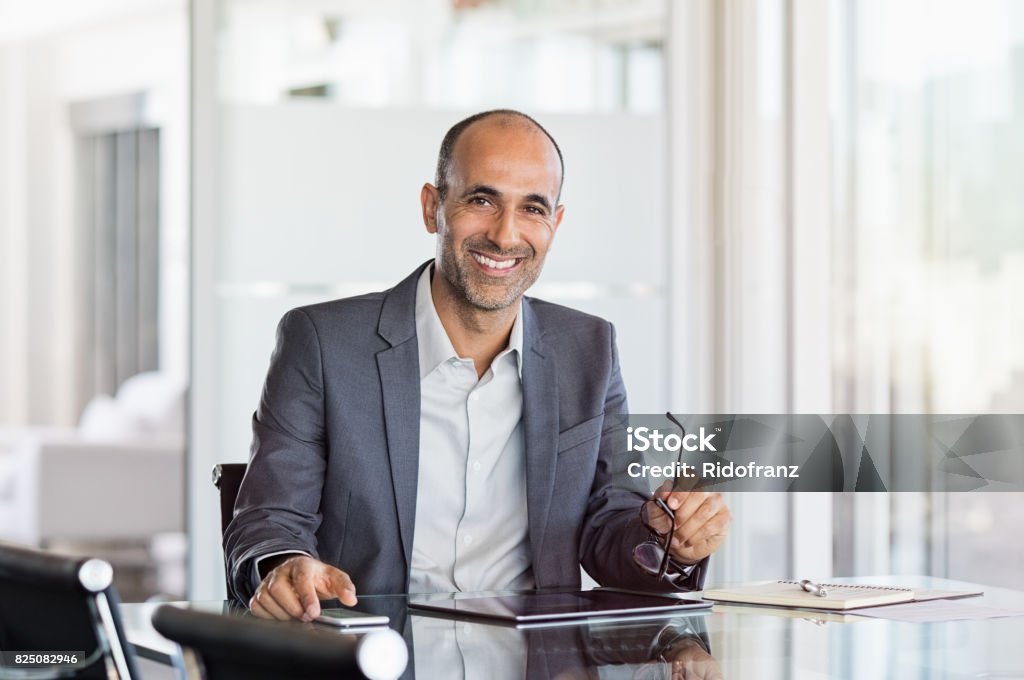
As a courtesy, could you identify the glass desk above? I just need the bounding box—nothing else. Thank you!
[122,577,1024,679]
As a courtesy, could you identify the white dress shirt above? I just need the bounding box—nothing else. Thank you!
[409,265,534,594]
[413,615,526,680]
[255,266,535,594]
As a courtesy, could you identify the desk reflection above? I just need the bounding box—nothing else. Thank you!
[409,614,722,680]
[120,577,1024,679]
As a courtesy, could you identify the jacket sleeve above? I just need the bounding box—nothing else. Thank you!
[578,324,709,593]
[223,308,329,604]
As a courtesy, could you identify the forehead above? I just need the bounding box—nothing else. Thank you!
[448,118,562,198]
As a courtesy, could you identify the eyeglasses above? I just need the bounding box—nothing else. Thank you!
[632,496,687,581]
[631,622,714,680]
[632,412,693,584]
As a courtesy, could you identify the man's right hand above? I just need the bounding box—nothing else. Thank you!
[249,555,358,622]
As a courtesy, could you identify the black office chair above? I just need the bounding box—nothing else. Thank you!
[213,463,248,598]
[211,463,247,535]
[151,605,407,680]
[0,541,140,679]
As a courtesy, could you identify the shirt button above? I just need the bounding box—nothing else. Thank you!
[463,534,473,545]
[469,392,479,402]
[472,461,481,472]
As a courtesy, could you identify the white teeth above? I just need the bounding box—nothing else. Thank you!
[472,253,517,270]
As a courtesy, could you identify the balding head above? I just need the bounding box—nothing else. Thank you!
[434,109,564,202]
[420,109,566,314]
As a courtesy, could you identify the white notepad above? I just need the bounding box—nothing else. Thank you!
[702,581,982,611]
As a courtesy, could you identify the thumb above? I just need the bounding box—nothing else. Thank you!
[656,489,688,511]
[654,479,673,498]
[325,569,358,607]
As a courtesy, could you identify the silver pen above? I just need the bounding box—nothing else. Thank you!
[799,579,829,598]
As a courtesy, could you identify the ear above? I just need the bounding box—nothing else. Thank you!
[551,203,565,237]
[421,183,441,234]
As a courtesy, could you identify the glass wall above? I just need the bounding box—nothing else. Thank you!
[188,0,1024,603]
[692,0,1024,592]
[191,0,673,599]
[216,0,666,112]
[829,0,1024,588]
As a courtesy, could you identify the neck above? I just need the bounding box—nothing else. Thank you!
[430,271,518,378]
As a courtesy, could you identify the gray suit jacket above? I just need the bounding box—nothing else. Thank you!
[224,262,706,602]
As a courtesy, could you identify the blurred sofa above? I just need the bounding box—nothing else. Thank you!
[0,372,186,598]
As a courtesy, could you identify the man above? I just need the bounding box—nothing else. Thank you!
[224,110,730,621]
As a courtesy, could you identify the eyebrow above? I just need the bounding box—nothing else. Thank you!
[461,185,553,213]
[463,184,501,199]
[524,193,553,213]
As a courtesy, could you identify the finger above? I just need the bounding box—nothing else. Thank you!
[671,490,708,517]
[643,498,674,534]
[322,569,358,607]
[672,658,693,680]
[265,570,308,620]
[252,587,293,621]
[655,488,691,508]
[703,666,725,680]
[672,511,731,557]
[289,561,324,620]
[675,520,724,557]
[692,659,724,680]
[674,494,724,541]
[249,594,272,620]
[696,511,732,546]
[651,493,706,536]
[683,657,713,680]
[683,502,731,545]
[658,490,706,524]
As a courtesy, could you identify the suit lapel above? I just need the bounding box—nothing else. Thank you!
[376,263,429,582]
[375,270,561,586]
[521,299,559,576]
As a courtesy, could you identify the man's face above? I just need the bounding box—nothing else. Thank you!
[421,119,564,311]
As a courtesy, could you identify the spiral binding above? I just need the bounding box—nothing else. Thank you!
[777,580,913,592]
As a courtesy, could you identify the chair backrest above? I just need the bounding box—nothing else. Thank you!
[151,605,408,680]
[0,541,140,679]
[211,463,247,535]
[212,463,247,598]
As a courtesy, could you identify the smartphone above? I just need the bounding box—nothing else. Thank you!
[314,608,390,628]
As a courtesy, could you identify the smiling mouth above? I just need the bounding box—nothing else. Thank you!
[469,251,525,273]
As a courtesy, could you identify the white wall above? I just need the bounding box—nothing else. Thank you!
[0,44,30,424]
[0,0,180,42]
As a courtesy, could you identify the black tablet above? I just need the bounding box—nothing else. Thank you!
[408,590,711,624]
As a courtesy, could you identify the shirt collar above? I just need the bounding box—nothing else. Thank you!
[414,265,523,380]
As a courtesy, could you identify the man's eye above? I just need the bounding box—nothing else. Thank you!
[524,206,545,215]
[470,196,491,206]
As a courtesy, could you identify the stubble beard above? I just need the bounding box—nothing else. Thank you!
[436,217,541,312]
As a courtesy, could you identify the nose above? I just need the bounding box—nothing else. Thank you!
[486,207,521,251]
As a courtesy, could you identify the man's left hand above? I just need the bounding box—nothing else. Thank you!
[664,637,723,680]
[652,488,731,565]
